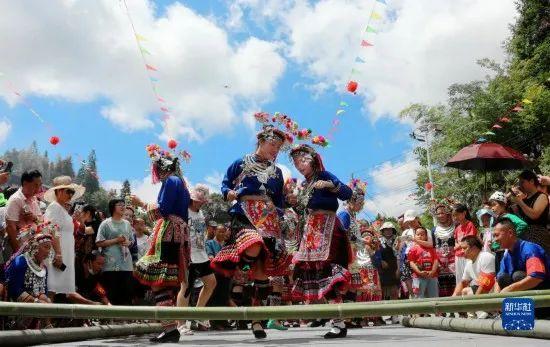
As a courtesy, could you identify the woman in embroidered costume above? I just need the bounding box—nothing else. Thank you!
[337,180,382,326]
[430,200,456,297]
[132,144,191,343]
[288,144,353,339]
[211,117,291,339]
[5,221,58,329]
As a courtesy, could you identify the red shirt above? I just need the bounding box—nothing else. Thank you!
[408,244,439,278]
[454,221,477,257]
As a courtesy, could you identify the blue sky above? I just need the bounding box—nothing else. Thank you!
[0,0,517,217]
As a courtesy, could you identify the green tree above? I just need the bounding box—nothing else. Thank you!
[120,179,131,198]
[401,0,549,212]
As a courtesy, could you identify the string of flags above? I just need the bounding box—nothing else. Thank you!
[326,0,387,141]
[122,0,172,127]
[122,0,190,157]
[478,98,533,141]
[0,76,62,147]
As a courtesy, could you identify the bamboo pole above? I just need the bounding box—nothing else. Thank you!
[1,293,550,321]
[403,317,550,340]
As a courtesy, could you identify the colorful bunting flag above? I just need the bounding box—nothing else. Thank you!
[377,0,387,4]
[351,68,360,74]
[146,64,157,71]
[140,47,151,55]
[336,109,345,115]
[484,131,496,136]
[339,101,349,107]
[371,12,382,20]
[492,124,502,129]
[150,77,159,82]
[361,40,374,47]
[499,117,511,123]
[333,119,340,126]
[366,26,377,33]
[522,98,532,104]
[158,97,166,103]
[355,57,366,63]
[512,105,523,112]
[135,34,147,41]
[160,107,169,112]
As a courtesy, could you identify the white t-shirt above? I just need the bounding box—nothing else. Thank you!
[188,209,209,264]
[462,251,495,287]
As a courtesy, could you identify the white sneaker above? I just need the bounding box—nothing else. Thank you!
[475,311,489,319]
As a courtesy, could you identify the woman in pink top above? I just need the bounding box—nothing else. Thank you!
[452,204,477,285]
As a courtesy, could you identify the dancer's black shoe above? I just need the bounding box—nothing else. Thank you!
[324,326,347,339]
[150,327,180,343]
[252,322,267,339]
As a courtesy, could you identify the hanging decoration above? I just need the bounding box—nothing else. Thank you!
[325,0,387,141]
[49,136,60,146]
[167,139,178,149]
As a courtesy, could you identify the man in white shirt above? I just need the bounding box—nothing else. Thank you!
[176,184,217,332]
[453,235,496,296]
[5,170,43,253]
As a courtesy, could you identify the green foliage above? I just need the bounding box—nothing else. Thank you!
[120,179,131,198]
[2,143,75,185]
[401,0,549,212]
[202,193,231,223]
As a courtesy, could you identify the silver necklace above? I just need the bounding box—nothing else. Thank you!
[241,154,278,184]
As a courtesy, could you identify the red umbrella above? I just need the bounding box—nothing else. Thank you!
[446,141,528,171]
[446,141,530,193]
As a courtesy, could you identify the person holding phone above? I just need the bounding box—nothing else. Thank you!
[43,176,85,301]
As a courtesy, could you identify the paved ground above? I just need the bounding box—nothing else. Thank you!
[47,325,547,347]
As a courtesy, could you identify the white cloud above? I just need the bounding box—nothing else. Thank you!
[252,0,517,121]
[0,120,11,145]
[363,155,422,217]
[0,0,286,140]
[203,171,225,194]
[102,180,123,192]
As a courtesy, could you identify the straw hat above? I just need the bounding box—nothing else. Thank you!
[43,176,85,203]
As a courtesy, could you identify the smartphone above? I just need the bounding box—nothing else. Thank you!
[1,161,13,173]
[57,263,67,271]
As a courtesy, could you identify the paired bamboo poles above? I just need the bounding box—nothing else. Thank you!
[1,290,549,321]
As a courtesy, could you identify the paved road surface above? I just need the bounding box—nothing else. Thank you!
[47,325,547,347]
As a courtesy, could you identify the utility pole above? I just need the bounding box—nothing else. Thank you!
[410,124,436,201]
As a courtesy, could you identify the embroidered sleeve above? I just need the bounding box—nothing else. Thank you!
[221,159,242,200]
[477,271,496,291]
[526,257,546,279]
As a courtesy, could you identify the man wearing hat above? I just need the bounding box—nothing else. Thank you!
[176,184,216,333]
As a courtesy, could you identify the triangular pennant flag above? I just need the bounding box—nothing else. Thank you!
[339,101,349,107]
[492,124,502,129]
[484,131,496,136]
[522,98,532,104]
[361,40,374,47]
[160,107,169,112]
[336,109,345,115]
[355,57,366,63]
[371,12,382,20]
[140,47,151,55]
[157,97,166,103]
[512,105,523,112]
[366,26,377,33]
[150,77,159,82]
[333,119,340,126]
[146,64,157,71]
[351,68,360,74]
[135,34,147,41]
[377,0,387,4]
[499,117,511,123]
[14,91,21,97]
